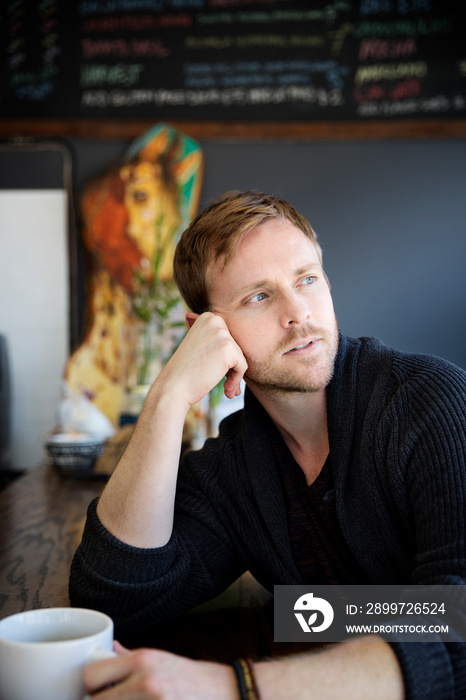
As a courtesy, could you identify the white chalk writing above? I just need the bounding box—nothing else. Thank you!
[81,85,344,108]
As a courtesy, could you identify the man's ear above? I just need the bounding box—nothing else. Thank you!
[186,312,199,329]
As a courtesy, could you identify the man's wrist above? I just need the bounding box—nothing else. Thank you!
[231,659,261,700]
[144,373,192,421]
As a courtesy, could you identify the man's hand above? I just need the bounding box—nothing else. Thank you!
[84,642,238,700]
[158,311,248,409]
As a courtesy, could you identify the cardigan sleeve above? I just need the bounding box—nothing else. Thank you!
[69,433,247,645]
[381,355,466,700]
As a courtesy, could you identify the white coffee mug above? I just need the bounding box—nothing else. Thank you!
[0,607,114,700]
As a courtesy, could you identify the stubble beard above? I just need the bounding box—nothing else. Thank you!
[244,318,339,396]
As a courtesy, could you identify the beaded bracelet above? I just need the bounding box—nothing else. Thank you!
[232,658,261,700]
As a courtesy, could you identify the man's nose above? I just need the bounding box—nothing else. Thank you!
[279,289,310,327]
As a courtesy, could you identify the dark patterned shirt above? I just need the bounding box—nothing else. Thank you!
[271,427,372,584]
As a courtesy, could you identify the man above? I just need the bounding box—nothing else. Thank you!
[70,190,466,699]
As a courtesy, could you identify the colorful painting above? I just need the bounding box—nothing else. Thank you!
[65,124,204,424]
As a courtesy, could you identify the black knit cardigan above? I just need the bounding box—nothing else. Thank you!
[70,334,466,700]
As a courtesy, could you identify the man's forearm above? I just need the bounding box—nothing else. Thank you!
[255,636,404,700]
[95,312,248,550]
[96,381,187,548]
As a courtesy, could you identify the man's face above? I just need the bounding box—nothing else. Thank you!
[208,218,339,396]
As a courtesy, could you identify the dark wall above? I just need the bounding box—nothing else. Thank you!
[1,137,464,369]
[68,136,466,370]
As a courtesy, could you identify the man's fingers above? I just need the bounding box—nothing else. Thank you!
[83,652,133,695]
[113,640,131,656]
[224,359,247,399]
[163,311,248,405]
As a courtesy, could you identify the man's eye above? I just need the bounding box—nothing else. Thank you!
[301,276,315,285]
[248,292,267,303]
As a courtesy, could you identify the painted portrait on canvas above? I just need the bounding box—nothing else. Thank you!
[65,124,203,423]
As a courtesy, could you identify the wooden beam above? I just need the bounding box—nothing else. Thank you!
[1,119,466,141]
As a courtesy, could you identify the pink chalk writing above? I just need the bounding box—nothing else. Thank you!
[82,13,192,32]
[82,38,170,59]
[354,78,422,103]
[359,38,416,61]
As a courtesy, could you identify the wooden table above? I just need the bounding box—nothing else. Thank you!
[0,462,318,661]
[0,461,104,619]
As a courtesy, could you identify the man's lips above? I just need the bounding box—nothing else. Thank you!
[283,338,320,355]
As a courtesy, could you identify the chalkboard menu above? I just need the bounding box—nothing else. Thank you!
[1,0,465,122]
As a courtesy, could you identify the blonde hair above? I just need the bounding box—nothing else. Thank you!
[173,190,322,313]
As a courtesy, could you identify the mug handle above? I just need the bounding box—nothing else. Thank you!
[82,647,117,700]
